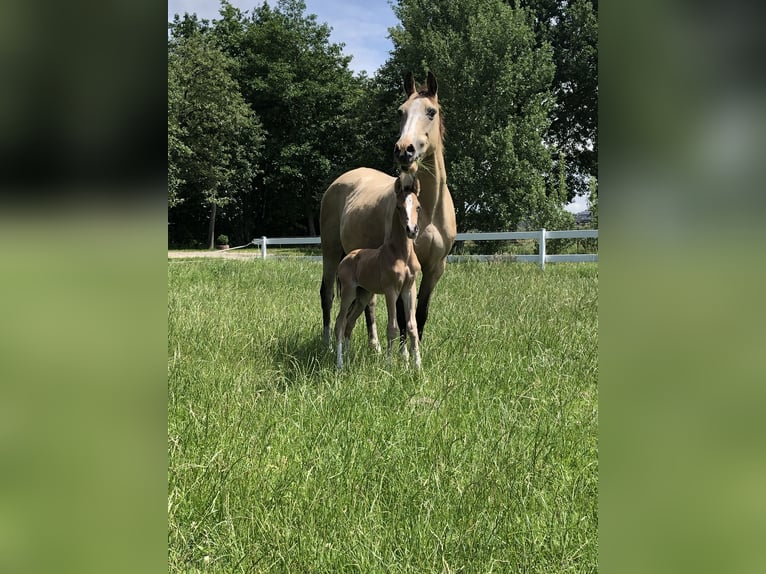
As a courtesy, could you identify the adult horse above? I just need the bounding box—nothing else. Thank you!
[320,71,456,349]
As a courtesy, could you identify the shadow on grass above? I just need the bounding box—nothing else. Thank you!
[269,328,335,388]
[270,327,405,387]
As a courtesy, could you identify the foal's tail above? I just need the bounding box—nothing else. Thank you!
[334,251,345,297]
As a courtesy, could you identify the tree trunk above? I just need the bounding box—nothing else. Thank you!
[307,210,316,236]
[455,200,466,234]
[207,203,217,250]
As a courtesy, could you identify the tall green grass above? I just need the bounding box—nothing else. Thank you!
[168,259,598,572]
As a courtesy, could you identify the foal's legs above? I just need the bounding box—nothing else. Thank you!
[384,289,401,363]
[344,289,372,340]
[334,278,358,370]
[364,295,381,353]
[395,296,410,362]
[401,284,421,368]
[333,305,348,370]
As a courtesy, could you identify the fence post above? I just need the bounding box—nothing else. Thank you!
[539,228,546,269]
[261,236,267,259]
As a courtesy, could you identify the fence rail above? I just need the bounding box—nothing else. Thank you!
[249,228,597,268]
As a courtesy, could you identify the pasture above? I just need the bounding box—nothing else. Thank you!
[168,259,598,572]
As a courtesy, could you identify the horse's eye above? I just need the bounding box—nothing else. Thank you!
[397,108,404,117]
[426,107,436,119]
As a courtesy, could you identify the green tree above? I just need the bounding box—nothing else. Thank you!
[389,0,569,232]
[517,0,598,201]
[213,0,362,237]
[587,175,598,227]
[349,71,407,176]
[168,28,264,248]
[168,67,190,210]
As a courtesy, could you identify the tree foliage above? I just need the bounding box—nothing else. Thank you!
[167,0,596,246]
[168,22,264,248]
[518,0,598,200]
[229,0,361,236]
[387,0,573,231]
[168,1,368,245]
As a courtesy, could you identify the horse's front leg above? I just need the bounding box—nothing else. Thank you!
[415,259,446,342]
[400,284,420,368]
[364,294,381,353]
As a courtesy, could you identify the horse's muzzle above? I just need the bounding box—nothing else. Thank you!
[394,143,416,167]
[407,225,419,239]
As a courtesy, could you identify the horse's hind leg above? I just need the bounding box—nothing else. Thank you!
[320,254,343,347]
[321,279,333,346]
[364,295,381,353]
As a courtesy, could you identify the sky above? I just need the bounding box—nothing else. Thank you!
[168,0,590,213]
[167,0,398,77]
[564,190,589,213]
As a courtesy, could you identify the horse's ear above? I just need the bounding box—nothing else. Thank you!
[404,72,415,96]
[426,71,438,97]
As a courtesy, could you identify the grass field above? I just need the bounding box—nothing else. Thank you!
[168,259,598,573]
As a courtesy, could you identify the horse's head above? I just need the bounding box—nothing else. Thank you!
[394,71,443,171]
[394,172,421,239]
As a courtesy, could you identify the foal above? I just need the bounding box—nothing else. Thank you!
[334,172,422,370]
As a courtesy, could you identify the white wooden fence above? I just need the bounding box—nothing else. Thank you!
[249,228,597,268]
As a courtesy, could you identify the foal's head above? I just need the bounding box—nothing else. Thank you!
[394,71,444,170]
[394,172,421,240]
